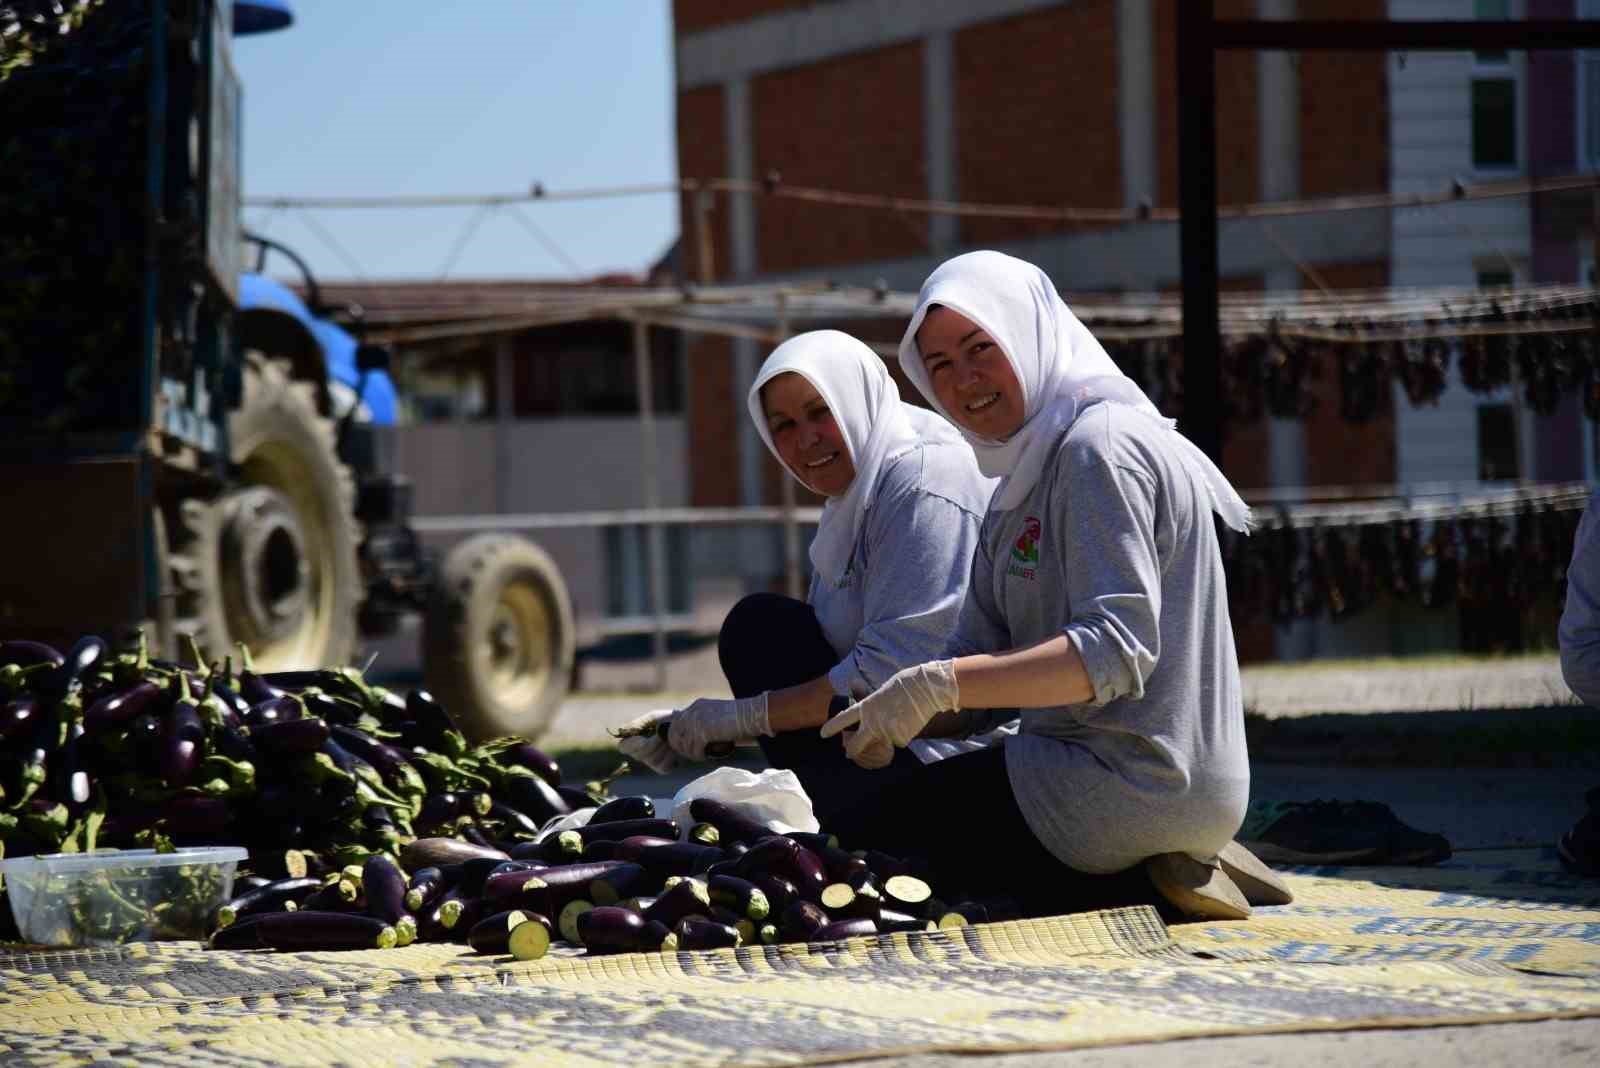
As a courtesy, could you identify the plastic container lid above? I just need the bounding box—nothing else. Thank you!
[0,847,248,878]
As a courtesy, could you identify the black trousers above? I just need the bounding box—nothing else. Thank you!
[717,593,1164,918]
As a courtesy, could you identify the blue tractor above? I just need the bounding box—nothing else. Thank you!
[0,0,575,739]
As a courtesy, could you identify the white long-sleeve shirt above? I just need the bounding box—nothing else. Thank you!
[1560,490,1600,708]
[951,403,1250,874]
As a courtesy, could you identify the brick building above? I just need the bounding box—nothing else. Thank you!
[671,0,1598,659]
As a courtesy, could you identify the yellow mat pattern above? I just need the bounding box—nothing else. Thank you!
[1,847,1597,1066]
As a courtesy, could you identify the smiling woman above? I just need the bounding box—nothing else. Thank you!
[616,329,999,792]
[759,372,857,497]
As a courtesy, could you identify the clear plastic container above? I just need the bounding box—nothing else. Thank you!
[0,846,247,947]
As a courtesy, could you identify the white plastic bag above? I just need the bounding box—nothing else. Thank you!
[670,767,820,839]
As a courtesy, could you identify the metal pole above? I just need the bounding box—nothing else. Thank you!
[633,319,670,691]
[694,189,717,285]
[1177,0,1223,462]
[774,293,803,599]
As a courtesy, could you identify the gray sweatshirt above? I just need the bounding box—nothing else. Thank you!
[1560,489,1600,708]
[951,403,1251,873]
[811,439,993,701]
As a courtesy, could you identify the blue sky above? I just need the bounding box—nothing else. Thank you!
[232,2,678,282]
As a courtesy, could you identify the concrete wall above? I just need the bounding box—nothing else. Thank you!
[381,416,691,634]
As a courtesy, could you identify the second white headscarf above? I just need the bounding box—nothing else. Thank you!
[749,330,961,584]
[896,250,1250,530]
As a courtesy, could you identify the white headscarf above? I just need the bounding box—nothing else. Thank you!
[897,250,1250,530]
[748,330,962,583]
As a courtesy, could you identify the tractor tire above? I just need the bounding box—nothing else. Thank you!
[168,354,363,669]
[422,533,575,742]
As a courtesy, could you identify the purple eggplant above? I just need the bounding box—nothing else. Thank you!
[576,907,676,954]
[781,899,830,941]
[246,694,304,727]
[557,785,599,810]
[158,795,232,837]
[39,635,107,696]
[57,721,91,812]
[363,855,410,925]
[689,798,776,846]
[329,726,421,787]
[487,800,542,839]
[83,680,165,732]
[251,716,331,758]
[674,916,742,950]
[214,877,322,928]
[400,837,508,870]
[497,742,561,787]
[642,877,713,929]
[0,697,38,742]
[160,677,204,785]
[235,645,286,704]
[498,767,571,825]
[0,639,63,668]
[468,908,543,955]
[255,910,397,951]
[811,918,879,943]
[618,839,723,876]
[208,913,270,950]
[590,795,654,824]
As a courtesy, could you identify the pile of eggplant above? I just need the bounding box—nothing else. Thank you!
[211,796,998,959]
[0,633,601,942]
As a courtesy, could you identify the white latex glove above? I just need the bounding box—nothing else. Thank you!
[819,660,959,770]
[617,709,677,774]
[664,694,772,762]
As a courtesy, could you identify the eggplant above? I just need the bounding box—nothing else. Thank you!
[83,680,164,731]
[487,800,542,839]
[0,697,38,742]
[452,855,520,897]
[514,860,636,915]
[300,688,363,727]
[781,899,829,941]
[39,635,107,696]
[567,817,679,846]
[820,883,858,916]
[468,908,534,955]
[299,880,362,913]
[236,875,275,894]
[937,901,989,928]
[618,839,723,877]
[845,880,883,923]
[785,831,841,853]
[759,923,781,945]
[214,723,256,763]
[215,877,322,928]
[708,905,756,945]
[588,862,652,905]
[160,678,204,786]
[0,639,63,668]
[481,868,551,906]
[577,907,676,954]
[459,824,499,850]
[497,768,571,825]
[749,874,799,916]
[246,695,304,727]
[328,725,423,793]
[56,721,90,812]
[248,849,311,881]
[251,716,331,758]
[708,874,770,921]
[643,878,712,929]
[255,910,398,951]
[400,837,508,870]
[878,908,936,934]
[818,844,871,887]
[590,795,654,824]
[882,875,933,916]
[508,840,552,862]
[558,899,595,944]
[811,918,879,943]
[508,916,554,960]
[687,822,721,847]
[363,855,410,924]
[674,917,741,950]
[580,839,631,862]
[498,741,561,787]
[404,867,448,914]
[688,798,774,846]
[208,914,270,950]
[734,836,828,896]
[404,688,456,742]
[557,785,598,810]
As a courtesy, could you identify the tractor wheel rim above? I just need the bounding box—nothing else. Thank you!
[479,579,552,710]
[234,445,339,668]
[219,486,310,650]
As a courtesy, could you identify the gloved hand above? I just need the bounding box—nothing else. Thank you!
[617,709,677,774]
[819,660,959,769]
[664,694,772,763]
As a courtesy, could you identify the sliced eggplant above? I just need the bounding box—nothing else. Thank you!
[467,908,532,955]
[508,916,554,960]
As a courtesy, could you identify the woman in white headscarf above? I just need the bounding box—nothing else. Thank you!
[618,330,998,817]
[817,251,1285,920]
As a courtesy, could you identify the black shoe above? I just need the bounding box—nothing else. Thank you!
[1242,799,1452,867]
[1557,787,1600,878]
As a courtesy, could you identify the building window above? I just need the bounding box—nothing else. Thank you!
[1472,0,1518,170]
[1477,404,1520,481]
